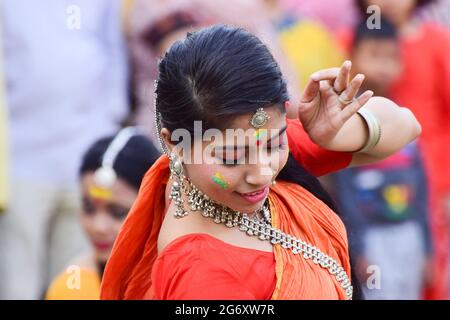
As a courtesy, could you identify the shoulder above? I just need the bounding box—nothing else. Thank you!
[417,23,450,54]
[46,267,101,300]
[421,22,450,39]
[157,200,216,255]
[157,233,217,258]
[46,251,99,300]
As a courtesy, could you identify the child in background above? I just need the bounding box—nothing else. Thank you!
[46,128,159,299]
[338,0,450,299]
[332,19,433,299]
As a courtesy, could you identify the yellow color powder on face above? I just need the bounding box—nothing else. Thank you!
[88,185,113,201]
[212,172,229,189]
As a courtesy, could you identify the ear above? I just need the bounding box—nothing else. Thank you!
[285,100,298,119]
[160,128,186,159]
[160,128,174,153]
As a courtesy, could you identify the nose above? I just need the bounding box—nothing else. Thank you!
[244,163,274,187]
[91,211,112,236]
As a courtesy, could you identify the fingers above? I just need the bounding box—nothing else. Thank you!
[310,67,340,82]
[341,90,374,121]
[334,60,351,93]
[304,67,340,102]
[340,73,365,103]
[319,80,336,99]
[301,77,320,103]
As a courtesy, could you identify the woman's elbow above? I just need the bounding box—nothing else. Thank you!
[401,107,422,141]
[373,97,421,142]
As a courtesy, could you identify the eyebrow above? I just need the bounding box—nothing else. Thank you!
[217,125,288,151]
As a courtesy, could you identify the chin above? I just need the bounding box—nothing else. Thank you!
[95,252,111,264]
[231,199,267,214]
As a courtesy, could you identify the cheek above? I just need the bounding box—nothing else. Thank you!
[398,0,416,13]
[186,164,243,193]
[276,149,289,174]
[80,214,94,235]
[112,219,125,237]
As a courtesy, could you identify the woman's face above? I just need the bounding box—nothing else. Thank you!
[80,173,138,263]
[170,106,289,214]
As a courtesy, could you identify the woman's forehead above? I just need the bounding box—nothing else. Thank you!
[224,106,286,131]
[81,173,137,203]
[205,107,287,148]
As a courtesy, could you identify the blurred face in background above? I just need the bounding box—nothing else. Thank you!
[156,27,197,56]
[351,37,402,95]
[80,173,138,263]
[364,0,417,26]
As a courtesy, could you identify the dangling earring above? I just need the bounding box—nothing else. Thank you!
[169,153,188,218]
[271,169,277,186]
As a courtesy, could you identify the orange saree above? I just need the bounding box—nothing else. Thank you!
[100,155,351,300]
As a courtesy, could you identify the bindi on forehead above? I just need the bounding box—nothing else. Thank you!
[88,185,113,201]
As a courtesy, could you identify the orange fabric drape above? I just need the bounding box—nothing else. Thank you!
[268,182,350,299]
[100,155,351,300]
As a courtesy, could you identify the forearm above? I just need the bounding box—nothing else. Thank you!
[322,96,422,159]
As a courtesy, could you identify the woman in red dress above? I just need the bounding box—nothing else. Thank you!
[101,25,421,300]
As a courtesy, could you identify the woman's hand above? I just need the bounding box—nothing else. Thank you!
[294,60,373,149]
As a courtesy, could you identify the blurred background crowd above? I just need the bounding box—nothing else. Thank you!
[0,0,449,300]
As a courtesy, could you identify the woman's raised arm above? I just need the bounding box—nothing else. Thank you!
[291,61,421,167]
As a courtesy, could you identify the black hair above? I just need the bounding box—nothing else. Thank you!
[80,134,160,190]
[353,17,398,47]
[156,24,287,136]
[355,0,435,16]
[156,24,362,299]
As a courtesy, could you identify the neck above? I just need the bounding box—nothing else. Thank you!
[97,260,106,278]
[360,83,386,97]
[398,19,420,38]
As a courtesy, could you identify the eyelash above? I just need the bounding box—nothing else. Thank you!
[82,199,129,220]
[82,199,96,215]
[222,159,239,167]
[220,141,286,167]
[268,141,286,151]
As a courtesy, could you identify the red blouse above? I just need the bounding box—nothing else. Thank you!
[150,233,277,299]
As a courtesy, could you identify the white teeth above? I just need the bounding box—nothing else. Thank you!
[246,190,261,196]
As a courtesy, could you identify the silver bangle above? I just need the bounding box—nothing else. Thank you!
[355,107,382,153]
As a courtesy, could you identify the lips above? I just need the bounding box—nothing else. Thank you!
[236,186,269,204]
[93,241,112,251]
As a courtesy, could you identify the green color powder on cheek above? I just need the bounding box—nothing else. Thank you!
[212,172,229,189]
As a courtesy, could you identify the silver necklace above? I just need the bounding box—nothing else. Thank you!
[167,154,353,299]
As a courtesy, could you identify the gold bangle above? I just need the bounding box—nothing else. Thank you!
[355,107,382,153]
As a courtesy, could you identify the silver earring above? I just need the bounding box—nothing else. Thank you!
[271,169,277,186]
[169,153,188,218]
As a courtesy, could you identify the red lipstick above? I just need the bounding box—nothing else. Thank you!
[236,186,269,204]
